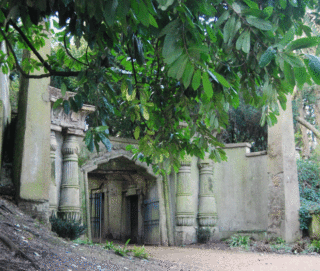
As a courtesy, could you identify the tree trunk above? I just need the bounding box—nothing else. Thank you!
[298,102,311,159]
[296,116,320,139]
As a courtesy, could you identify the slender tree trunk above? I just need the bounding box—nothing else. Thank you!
[298,101,310,159]
[296,116,320,139]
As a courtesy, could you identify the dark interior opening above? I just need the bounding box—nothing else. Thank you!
[129,195,139,243]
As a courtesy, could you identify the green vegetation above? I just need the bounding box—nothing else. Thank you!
[113,239,132,257]
[104,240,115,250]
[309,239,320,253]
[73,238,93,246]
[132,245,149,259]
[196,227,212,244]
[50,215,87,241]
[228,234,251,249]
[3,1,320,173]
[297,159,320,233]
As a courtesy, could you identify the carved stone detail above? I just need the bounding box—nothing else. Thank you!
[198,158,218,227]
[49,131,58,215]
[59,134,81,220]
[176,159,195,226]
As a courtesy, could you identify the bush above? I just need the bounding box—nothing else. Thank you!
[309,240,320,253]
[50,215,87,241]
[297,159,320,232]
[197,227,211,243]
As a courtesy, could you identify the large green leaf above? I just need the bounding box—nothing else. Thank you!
[286,37,320,52]
[305,55,320,85]
[246,16,272,31]
[284,61,295,87]
[294,67,307,89]
[192,69,201,90]
[259,47,276,67]
[182,61,194,88]
[202,72,213,98]
[242,30,250,54]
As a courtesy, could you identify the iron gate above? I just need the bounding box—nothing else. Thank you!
[90,192,104,242]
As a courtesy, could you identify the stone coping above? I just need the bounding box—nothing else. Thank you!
[109,136,138,145]
[48,86,95,112]
[245,150,267,157]
[223,142,251,149]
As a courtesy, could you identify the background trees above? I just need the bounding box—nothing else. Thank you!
[2,0,320,172]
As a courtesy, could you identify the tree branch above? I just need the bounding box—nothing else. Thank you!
[296,116,320,139]
[64,34,89,66]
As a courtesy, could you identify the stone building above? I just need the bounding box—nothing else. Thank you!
[44,86,301,246]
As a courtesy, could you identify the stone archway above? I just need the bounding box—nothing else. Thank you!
[80,140,168,245]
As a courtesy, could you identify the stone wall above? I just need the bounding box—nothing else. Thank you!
[214,144,269,239]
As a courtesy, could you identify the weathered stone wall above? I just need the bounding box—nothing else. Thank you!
[214,144,269,239]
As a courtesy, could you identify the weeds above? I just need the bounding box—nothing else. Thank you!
[114,239,132,257]
[132,245,149,259]
[73,238,93,245]
[228,235,251,249]
[104,241,115,250]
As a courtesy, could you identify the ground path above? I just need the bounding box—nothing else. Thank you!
[146,246,320,271]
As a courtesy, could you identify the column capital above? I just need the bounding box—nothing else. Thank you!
[179,155,192,166]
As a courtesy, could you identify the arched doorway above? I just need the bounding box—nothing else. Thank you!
[82,153,161,245]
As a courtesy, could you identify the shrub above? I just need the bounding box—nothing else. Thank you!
[132,245,149,259]
[50,215,87,241]
[297,159,320,232]
[197,227,211,243]
[309,240,320,253]
[228,235,251,249]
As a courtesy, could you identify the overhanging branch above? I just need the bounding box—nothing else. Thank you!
[296,116,320,139]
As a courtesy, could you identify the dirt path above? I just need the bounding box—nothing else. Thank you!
[146,246,320,271]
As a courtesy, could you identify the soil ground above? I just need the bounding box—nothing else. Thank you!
[0,196,320,271]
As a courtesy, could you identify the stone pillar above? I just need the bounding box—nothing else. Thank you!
[59,131,81,220]
[13,30,51,224]
[49,130,59,215]
[198,157,219,240]
[175,156,196,245]
[267,94,301,242]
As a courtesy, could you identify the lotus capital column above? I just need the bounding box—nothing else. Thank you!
[59,129,82,220]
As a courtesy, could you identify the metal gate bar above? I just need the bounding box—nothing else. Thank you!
[90,192,103,242]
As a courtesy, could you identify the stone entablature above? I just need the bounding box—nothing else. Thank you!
[49,86,95,135]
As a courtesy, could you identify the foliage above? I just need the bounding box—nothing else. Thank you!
[273,237,286,245]
[221,99,267,151]
[2,1,320,173]
[228,234,251,249]
[309,239,320,253]
[114,239,131,257]
[132,245,149,259]
[104,240,115,250]
[196,227,212,244]
[297,159,320,231]
[73,238,93,246]
[50,215,87,241]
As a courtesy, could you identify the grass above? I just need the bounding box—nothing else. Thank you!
[132,245,149,259]
[228,235,251,249]
[114,239,132,257]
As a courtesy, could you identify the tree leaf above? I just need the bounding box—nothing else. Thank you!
[294,67,307,89]
[259,47,276,67]
[134,126,140,140]
[63,100,70,114]
[279,0,287,9]
[53,98,63,109]
[279,27,295,47]
[99,132,112,151]
[85,130,94,152]
[216,11,229,26]
[284,61,295,87]
[192,69,201,90]
[286,37,320,52]
[182,61,194,88]
[206,24,217,43]
[210,70,230,88]
[246,16,272,31]
[289,0,298,7]
[242,0,259,9]
[236,30,246,50]
[306,55,320,85]
[61,82,67,97]
[202,72,213,98]
[242,30,250,53]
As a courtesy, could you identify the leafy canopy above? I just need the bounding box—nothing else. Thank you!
[1,0,320,173]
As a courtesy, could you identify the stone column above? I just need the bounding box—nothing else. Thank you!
[49,130,59,215]
[59,130,81,220]
[175,156,196,245]
[267,94,301,242]
[198,157,219,239]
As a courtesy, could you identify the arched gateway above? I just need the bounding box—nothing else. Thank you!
[80,140,165,245]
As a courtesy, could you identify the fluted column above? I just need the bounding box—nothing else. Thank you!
[198,158,218,227]
[49,131,58,215]
[176,157,194,226]
[59,133,81,220]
